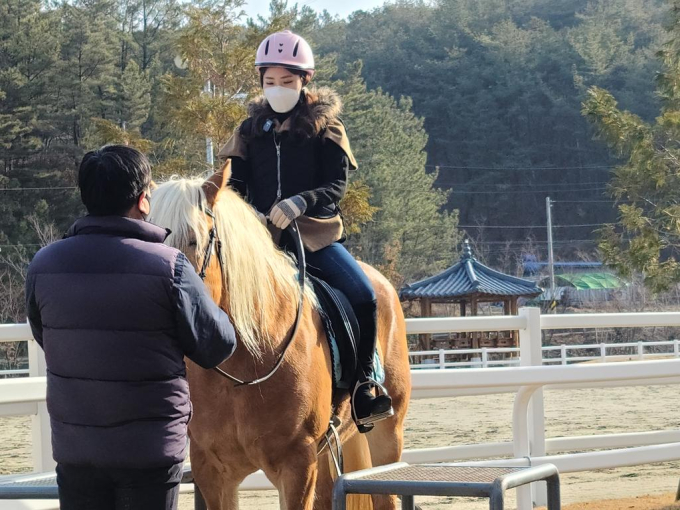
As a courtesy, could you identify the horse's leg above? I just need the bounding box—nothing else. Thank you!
[364,417,406,510]
[267,447,319,510]
[191,447,251,510]
[313,452,334,510]
[343,432,374,510]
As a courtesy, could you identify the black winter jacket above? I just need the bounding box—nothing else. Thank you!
[218,87,357,219]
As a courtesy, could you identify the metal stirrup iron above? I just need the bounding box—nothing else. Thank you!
[351,379,395,428]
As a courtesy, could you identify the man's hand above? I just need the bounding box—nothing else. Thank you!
[268,196,307,230]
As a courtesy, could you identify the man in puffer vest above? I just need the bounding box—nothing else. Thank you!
[25,145,237,510]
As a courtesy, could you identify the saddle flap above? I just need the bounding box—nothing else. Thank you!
[309,275,359,389]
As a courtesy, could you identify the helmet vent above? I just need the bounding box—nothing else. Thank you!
[264,40,270,55]
[293,41,300,57]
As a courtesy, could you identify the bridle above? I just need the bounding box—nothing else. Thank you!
[197,206,222,281]
[196,196,306,387]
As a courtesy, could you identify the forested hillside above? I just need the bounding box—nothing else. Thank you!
[305,0,668,253]
[0,0,672,322]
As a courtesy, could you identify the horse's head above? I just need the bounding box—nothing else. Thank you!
[148,163,231,306]
[149,161,303,357]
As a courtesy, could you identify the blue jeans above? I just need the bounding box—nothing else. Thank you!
[305,242,378,375]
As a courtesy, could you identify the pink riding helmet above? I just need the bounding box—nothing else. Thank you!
[255,30,315,79]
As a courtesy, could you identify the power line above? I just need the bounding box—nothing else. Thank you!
[473,240,596,245]
[553,200,621,204]
[447,187,608,195]
[426,164,615,171]
[459,223,612,229]
[444,181,610,191]
[0,187,76,191]
[0,184,613,195]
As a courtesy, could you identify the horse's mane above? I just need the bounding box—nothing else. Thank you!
[150,176,312,357]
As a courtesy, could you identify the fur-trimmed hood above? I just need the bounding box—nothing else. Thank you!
[217,85,358,170]
[245,86,343,139]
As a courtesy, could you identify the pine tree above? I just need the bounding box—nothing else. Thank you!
[317,59,460,286]
[158,0,257,172]
[56,1,119,146]
[118,60,151,131]
[583,0,680,291]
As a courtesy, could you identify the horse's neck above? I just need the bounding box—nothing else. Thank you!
[221,274,300,354]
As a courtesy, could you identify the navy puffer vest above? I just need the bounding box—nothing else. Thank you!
[27,216,191,468]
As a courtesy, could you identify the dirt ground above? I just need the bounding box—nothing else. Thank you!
[537,492,680,509]
[3,385,680,510]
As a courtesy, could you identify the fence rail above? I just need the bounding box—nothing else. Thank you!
[409,338,680,369]
[3,310,680,510]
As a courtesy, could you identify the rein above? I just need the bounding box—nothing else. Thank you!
[197,200,306,387]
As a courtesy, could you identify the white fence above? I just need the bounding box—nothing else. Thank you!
[3,310,680,510]
[409,339,680,369]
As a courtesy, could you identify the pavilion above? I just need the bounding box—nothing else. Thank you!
[400,241,542,351]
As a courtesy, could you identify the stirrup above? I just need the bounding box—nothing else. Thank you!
[351,379,394,432]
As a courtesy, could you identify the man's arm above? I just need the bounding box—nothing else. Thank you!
[173,253,237,368]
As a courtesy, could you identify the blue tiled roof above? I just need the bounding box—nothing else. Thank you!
[400,241,543,300]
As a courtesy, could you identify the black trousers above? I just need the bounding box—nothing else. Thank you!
[56,463,182,510]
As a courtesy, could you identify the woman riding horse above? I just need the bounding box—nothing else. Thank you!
[218,30,392,431]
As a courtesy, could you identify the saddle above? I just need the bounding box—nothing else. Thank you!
[309,275,385,390]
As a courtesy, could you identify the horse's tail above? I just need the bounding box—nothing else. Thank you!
[332,432,375,510]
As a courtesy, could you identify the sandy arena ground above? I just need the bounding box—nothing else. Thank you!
[2,385,680,509]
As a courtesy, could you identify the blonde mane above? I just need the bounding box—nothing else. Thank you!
[150,176,312,357]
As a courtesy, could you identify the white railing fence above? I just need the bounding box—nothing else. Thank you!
[3,310,680,510]
[409,339,680,369]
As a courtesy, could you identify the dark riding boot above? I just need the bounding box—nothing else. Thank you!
[352,302,393,433]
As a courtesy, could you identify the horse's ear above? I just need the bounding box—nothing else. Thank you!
[202,159,232,207]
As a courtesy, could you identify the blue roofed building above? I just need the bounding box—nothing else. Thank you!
[400,241,542,351]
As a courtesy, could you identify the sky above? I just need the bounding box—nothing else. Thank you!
[242,0,388,20]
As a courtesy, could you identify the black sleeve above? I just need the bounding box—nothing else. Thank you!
[297,139,349,210]
[228,156,250,199]
[173,253,237,368]
[25,272,44,349]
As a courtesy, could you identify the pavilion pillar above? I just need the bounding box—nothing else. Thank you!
[471,297,479,350]
[511,297,519,350]
[420,298,432,350]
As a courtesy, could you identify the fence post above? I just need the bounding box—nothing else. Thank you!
[675,340,679,358]
[561,344,567,365]
[27,333,54,472]
[518,307,546,509]
[600,343,607,363]
[438,349,445,369]
[638,341,645,360]
[481,348,488,368]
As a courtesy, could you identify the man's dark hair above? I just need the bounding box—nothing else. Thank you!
[78,145,152,216]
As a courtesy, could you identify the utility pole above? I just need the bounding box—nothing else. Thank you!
[546,196,556,312]
[204,80,214,169]
[173,56,213,169]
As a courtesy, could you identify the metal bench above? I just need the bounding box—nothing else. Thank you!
[332,462,561,510]
[0,466,207,509]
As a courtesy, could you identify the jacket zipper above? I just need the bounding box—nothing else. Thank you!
[273,132,282,202]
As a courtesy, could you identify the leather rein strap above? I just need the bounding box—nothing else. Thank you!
[197,201,306,387]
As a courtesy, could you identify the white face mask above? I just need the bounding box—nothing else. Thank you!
[264,86,300,113]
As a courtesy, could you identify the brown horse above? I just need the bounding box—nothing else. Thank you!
[149,164,411,510]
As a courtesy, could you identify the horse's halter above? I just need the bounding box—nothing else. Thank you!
[197,205,222,281]
[195,193,306,387]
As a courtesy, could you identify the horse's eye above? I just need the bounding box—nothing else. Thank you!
[188,241,197,247]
